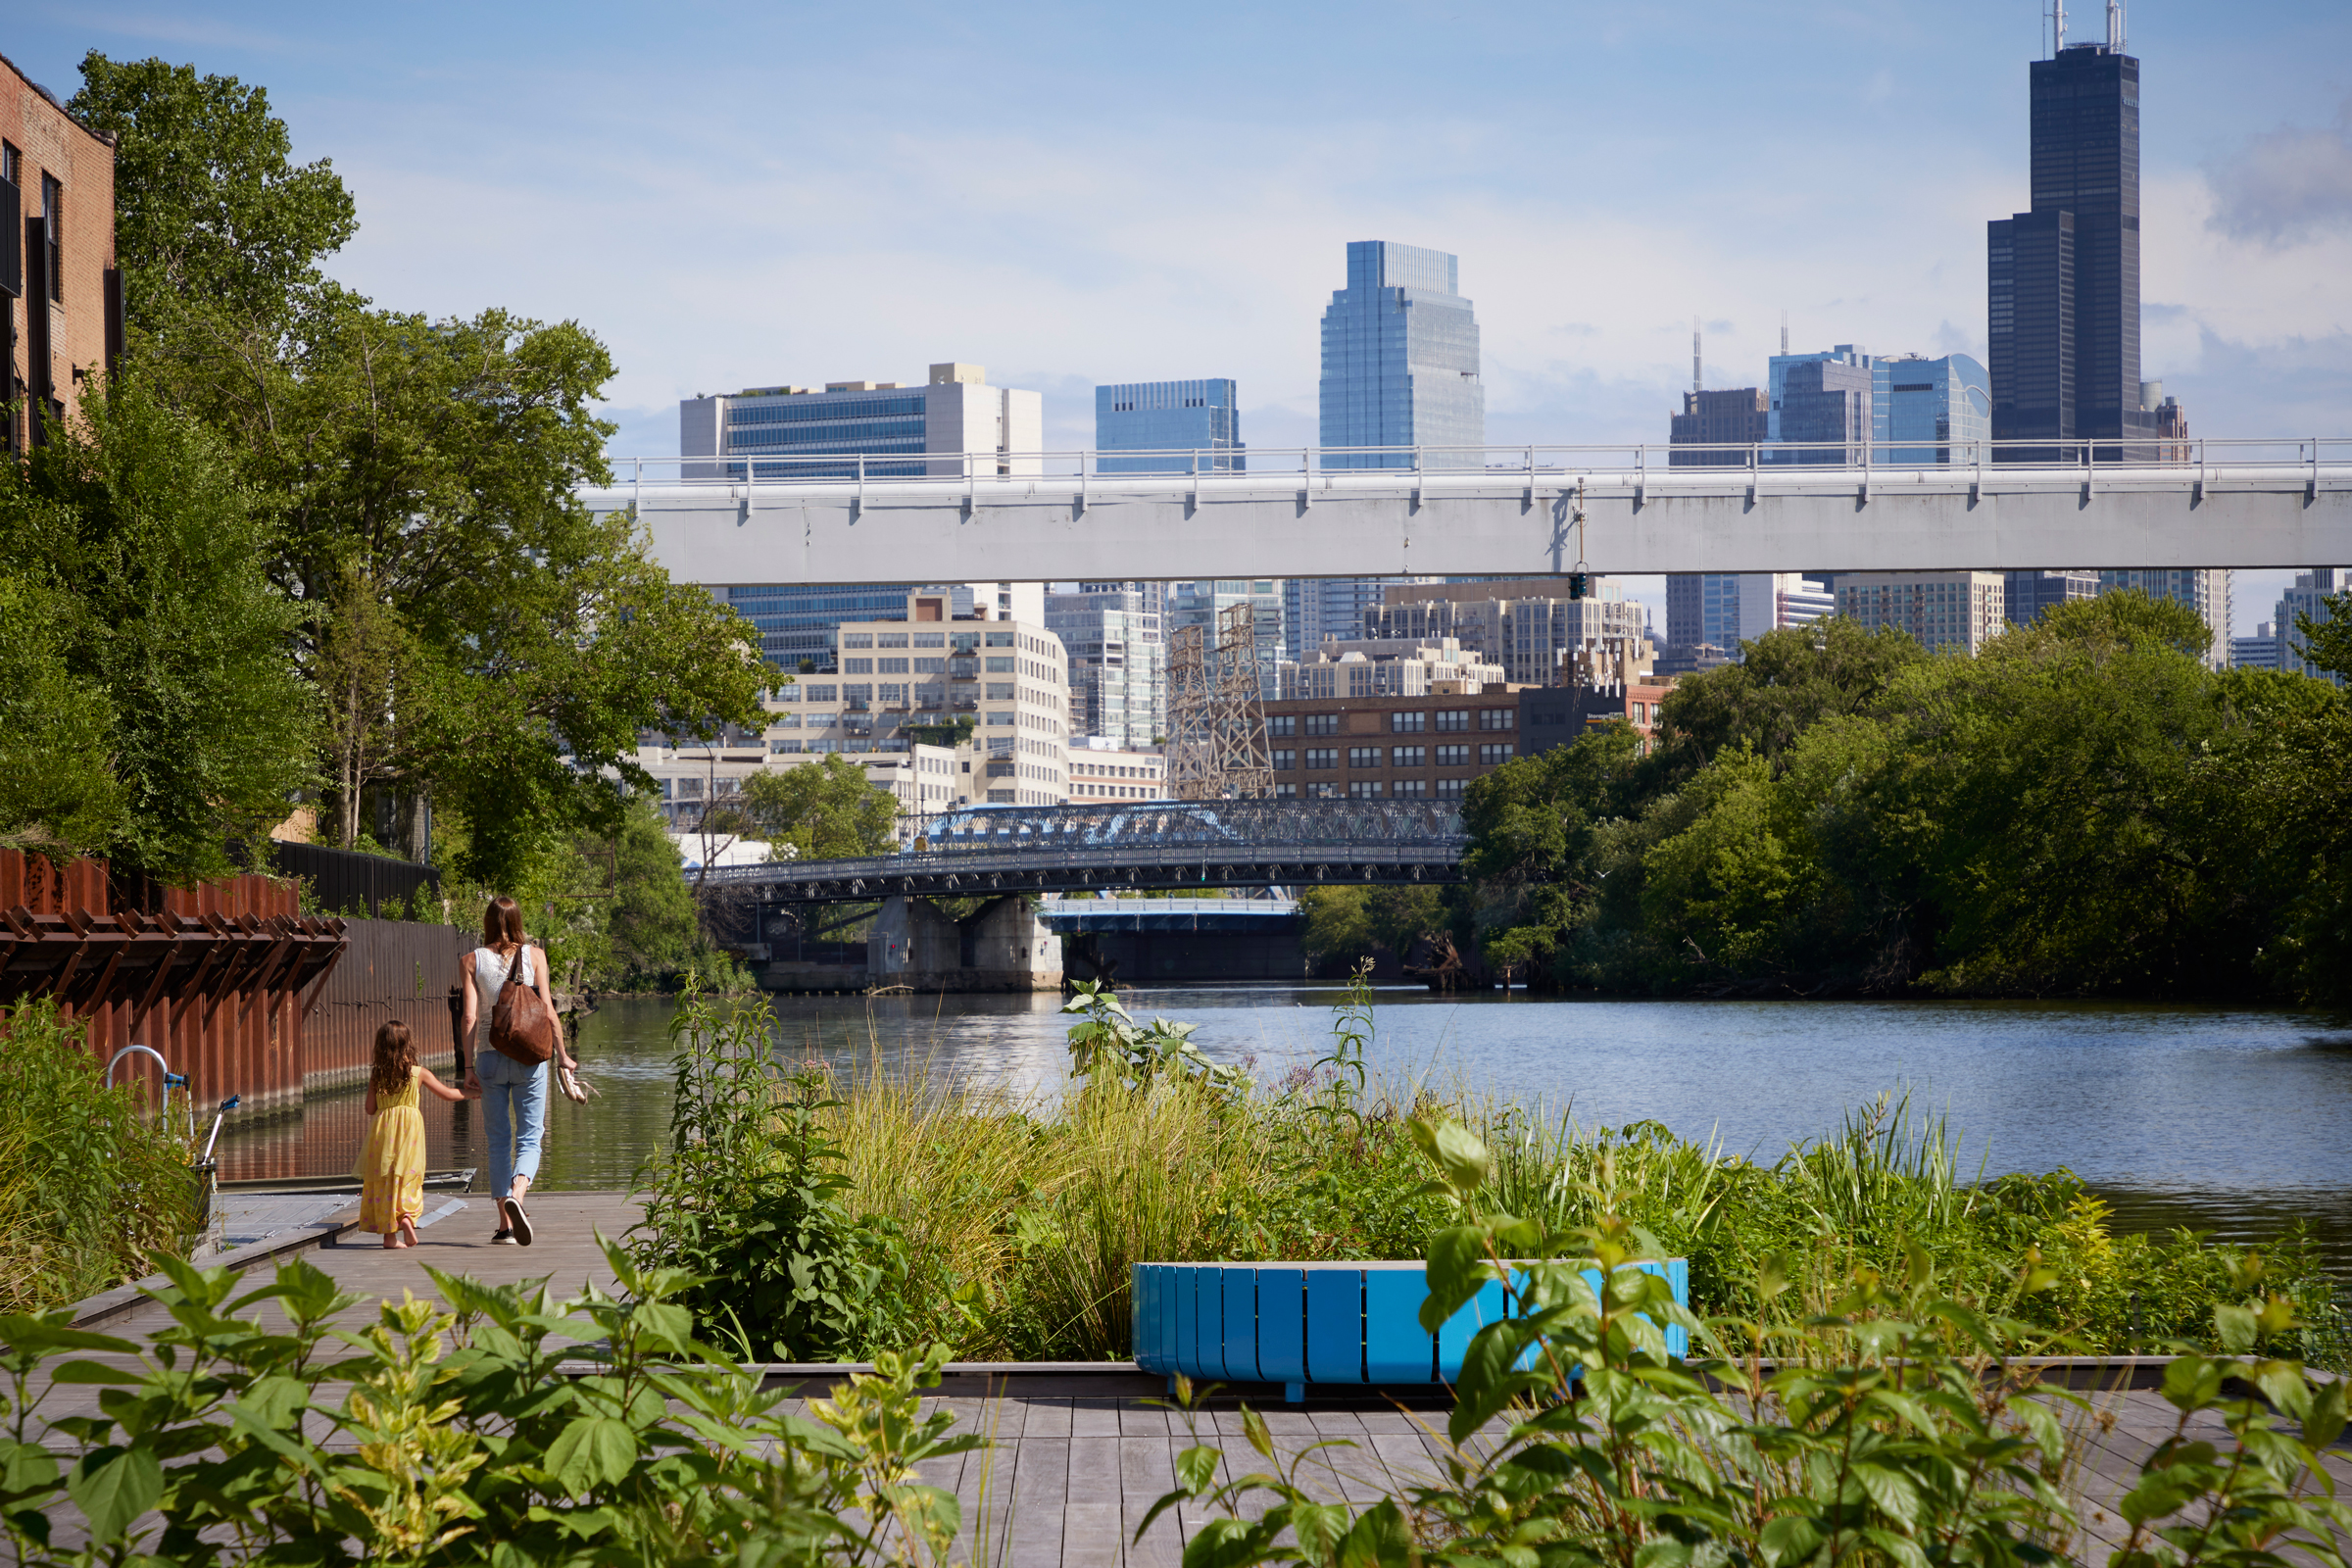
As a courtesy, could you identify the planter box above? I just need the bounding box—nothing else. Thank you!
[1132,1258,1689,1402]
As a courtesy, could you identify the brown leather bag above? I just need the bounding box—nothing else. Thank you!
[487,944,559,1067]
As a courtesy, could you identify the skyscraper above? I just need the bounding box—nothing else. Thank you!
[1885,354,1992,465]
[1987,18,2149,454]
[1307,242,1484,659]
[1319,241,1484,465]
[1046,585,1166,748]
[1096,379,1243,474]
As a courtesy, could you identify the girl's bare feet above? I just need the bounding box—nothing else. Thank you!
[380,1234,400,1250]
[398,1218,420,1248]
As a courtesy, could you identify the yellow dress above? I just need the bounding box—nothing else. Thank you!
[356,1067,426,1234]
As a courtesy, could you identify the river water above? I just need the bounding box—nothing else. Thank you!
[220,983,2352,1271]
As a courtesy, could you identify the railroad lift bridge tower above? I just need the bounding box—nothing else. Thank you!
[1166,603,1275,802]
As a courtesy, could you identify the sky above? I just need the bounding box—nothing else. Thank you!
[14,0,2352,635]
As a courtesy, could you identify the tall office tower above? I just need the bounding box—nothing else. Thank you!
[2276,569,2343,685]
[1311,241,1484,659]
[1169,579,1285,700]
[1987,27,2149,455]
[1766,345,1886,455]
[1668,388,1769,464]
[1884,354,1992,464]
[1096,379,1243,474]
[1046,586,1166,748]
[2099,568,2231,669]
[2005,569,2103,625]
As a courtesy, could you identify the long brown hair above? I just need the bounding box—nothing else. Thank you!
[481,895,525,954]
[370,1020,416,1098]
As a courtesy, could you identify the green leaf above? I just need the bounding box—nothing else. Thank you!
[2161,1354,2223,1412]
[1420,1226,1493,1333]
[1182,1516,1280,1568]
[1334,1499,1413,1568]
[2214,1303,2258,1353]
[1408,1117,1493,1193]
[543,1415,638,1495]
[67,1444,164,1543]
[0,1317,137,1357]
[1758,1514,1824,1566]
[45,1358,143,1385]
[1850,1461,1920,1527]
[1174,1444,1221,1495]
[0,1439,60,1497]
[2304,1376,2346,1452]
[1240,1404,1274,1461]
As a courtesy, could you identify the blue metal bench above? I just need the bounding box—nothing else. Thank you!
[1132,1258,1690,1402]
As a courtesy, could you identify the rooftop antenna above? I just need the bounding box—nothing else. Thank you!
[2049,0,2066,54]
[1780,311,1789,356]
[2107,0,2124,51]
[1692,316,1702,395]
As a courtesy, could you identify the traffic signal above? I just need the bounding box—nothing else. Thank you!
[1568,571,1591,600]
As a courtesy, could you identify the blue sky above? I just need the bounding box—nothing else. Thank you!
[15,1,2351,633]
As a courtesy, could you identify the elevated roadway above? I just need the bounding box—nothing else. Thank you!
[583,439,2352,584]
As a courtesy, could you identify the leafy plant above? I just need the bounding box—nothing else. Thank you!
[1061,979,1245,1094]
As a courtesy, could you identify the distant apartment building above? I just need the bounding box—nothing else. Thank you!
[2278,569,2344,686]
[1066,741,1168,803]
[1666,572,1832,656]
[1367,578,1647,687]
[1264,688,1522,801]
[1047,585,1165,748]
[644,743,959,835]
[1309,240,1485,662]
[1096,379,1242,473]
[681,362,1040,479]
[3,57,122,453]
[764,591,1071,806]
[2230,621,2282,673]
[2006,569,2103,626]
[1277,638,1503,701]
[1837,572,2008,655]
[720,581,1043,672]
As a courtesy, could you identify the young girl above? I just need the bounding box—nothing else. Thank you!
[357,1020,475,1249]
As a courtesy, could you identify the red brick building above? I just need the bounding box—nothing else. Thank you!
[2,51,120,453]
[1262,687,1525,800]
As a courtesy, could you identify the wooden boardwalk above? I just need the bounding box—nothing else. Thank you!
[38,1192,2352,1566]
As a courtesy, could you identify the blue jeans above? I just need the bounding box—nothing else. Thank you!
[475,1047,547,1201]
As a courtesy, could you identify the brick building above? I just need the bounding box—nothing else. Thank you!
[1519,680,1677,758]
[3,52,120,453]
[1262,687,1524,801]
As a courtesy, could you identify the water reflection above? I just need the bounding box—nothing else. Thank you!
[217,987,2352,1274]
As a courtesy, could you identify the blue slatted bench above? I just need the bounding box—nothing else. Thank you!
[1133,1258,1689,1403]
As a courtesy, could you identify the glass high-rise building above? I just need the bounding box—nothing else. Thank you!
[1319,241,1484,466]
[1884,354,1991,464]
[1987,35,2151,453]
[1096,379,1242,474]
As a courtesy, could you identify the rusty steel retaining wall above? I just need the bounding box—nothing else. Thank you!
[302,918,470,1092]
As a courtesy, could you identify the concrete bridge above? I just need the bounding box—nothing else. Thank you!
[583,439,2352,584]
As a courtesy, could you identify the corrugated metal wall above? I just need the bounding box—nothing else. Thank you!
[302,918,470,1091]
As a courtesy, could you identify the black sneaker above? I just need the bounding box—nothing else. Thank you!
[491,1228,516,1245]
[508,1199,533,1248]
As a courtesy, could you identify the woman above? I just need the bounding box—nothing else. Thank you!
[458,895,578,1246]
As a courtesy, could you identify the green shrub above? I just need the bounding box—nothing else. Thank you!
[0,999,196,1313]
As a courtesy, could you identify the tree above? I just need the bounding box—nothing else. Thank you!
[2292,588,2352,682]
[75,54,767,886]
[1298,884,1448,969]
[0,381,315,881]
[742,759,898,861]
[71,55,356,333]
[0,577,127,858]
[1456,724,1646,979]
[1650,619,1929,782]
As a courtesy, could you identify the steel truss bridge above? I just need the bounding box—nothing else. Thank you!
[584,438,2352,585]
[697,801,1467,906]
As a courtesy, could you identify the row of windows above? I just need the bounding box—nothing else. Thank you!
[1266,708,1514,737]
[728,395,926,424]
[1274,778,1470,800]
[1273,744,1512,769]
[729,421,925,449]
[2,144,66,309]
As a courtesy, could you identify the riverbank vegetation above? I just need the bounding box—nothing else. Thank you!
[629,978,2347,1371]
[1422,591,2352,1004]
[0,1001,197,1314]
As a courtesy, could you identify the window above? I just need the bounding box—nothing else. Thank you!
[0,143,17,185]
[1271,749,1296,769]
[986,711,1014,726]
[1393,778,1427,797]
[1392,745,1424,766]
[878,684,906,704]
[1391,711,1426,733]
[1267,714,1297,737]
[1304,713,1340,737]
[985,683,1014,700]
[41,176,61,302]
[771,711,801,728]
[914,632,946,647]
[1348,746,1380,768]
[878,632,908,648]
[1274,783,1298,800]
[806,684,838,702]
[914,658,946,673]
[1480,743,1515,764]
[1303,748,1338,769]
[1434,710,1470,732]
[986,657,1014,672]
[1348,781,1382,800]
[843,658,873,673]
[876,658,908,673]
[1435,777,1468,798]
[1305,781,1340,800]
[1480,709,1515,731]
[1435,744,1471,766]
[844,633,873,649]
[772,683,801,702]
[843,684,873,703]
[986,630,1015,647]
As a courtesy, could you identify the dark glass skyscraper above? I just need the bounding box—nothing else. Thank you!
[1987,38,2149,453]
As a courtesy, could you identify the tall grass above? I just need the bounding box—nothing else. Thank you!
[0,999,198,1312]
[633,978,2349,1368]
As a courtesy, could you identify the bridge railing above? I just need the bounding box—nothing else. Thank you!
[589,437,2352,495]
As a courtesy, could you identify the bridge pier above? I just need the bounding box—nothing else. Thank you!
[865,896,1061,993]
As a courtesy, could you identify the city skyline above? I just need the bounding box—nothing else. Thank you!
[12,1,2347,634]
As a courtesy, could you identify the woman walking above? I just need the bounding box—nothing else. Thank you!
[459,895,578,1246]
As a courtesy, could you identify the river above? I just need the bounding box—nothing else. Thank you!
[219,983,2352,1272]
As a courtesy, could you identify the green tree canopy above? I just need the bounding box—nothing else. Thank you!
[1650,618,1930,782]
[0,380,314,880]
[742,758,899,861]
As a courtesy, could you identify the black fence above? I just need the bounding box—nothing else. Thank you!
[261,841,441,919]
